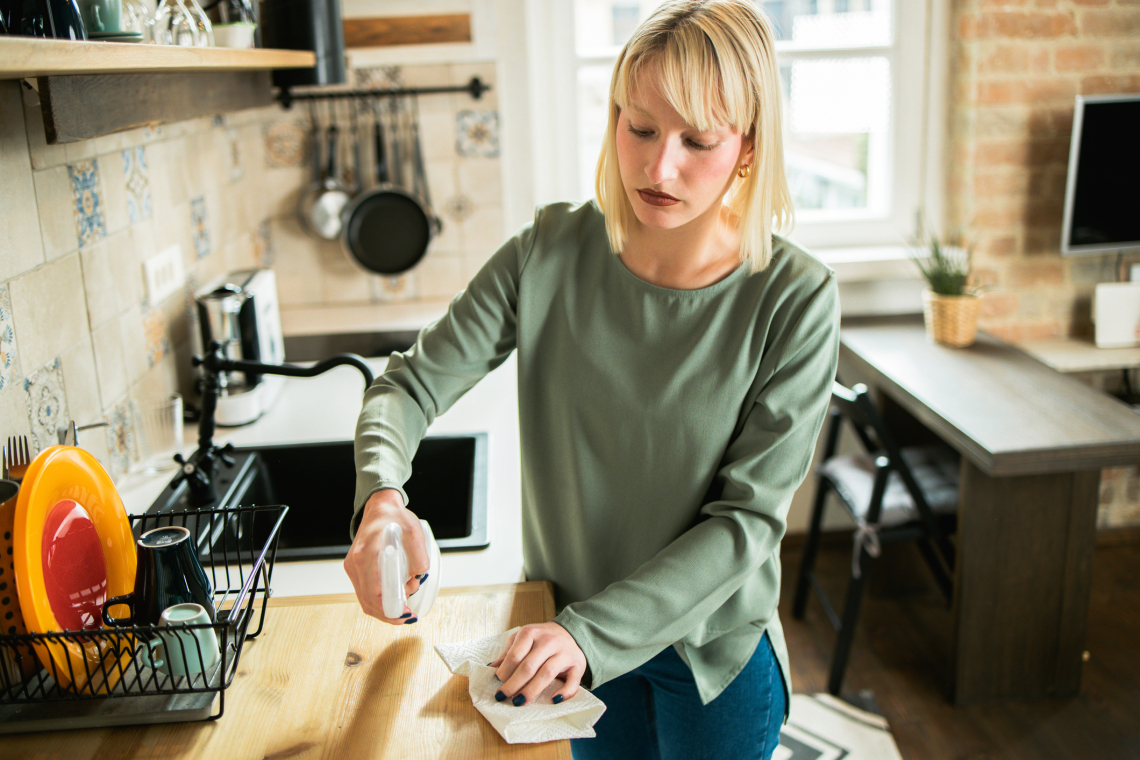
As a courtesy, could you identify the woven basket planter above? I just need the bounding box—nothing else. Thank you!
[922,290,980,348]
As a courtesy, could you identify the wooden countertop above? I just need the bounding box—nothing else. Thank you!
[4,583,570,760]
[840,317,1140,476]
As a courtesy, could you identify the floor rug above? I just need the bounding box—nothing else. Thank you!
[777,693,904,760]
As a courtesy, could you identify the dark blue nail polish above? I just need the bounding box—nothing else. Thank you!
[420,573,429,583]
[512,694,526,707]
[552,694,564,704]
[414,573,425,581]
[400,612,412,619]
[404,617,418,624]
[495,690,507,702]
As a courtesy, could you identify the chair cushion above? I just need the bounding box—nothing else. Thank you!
[818,445,960,527]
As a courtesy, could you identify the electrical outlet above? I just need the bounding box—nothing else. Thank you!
[143,246,185,306]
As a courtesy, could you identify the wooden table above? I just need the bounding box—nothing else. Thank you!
[4,582,570,759]
[839,318,1140,705]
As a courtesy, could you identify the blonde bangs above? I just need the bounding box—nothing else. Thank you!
[596,0,793,274]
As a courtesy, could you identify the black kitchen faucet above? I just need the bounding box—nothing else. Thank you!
[172,341,374,506]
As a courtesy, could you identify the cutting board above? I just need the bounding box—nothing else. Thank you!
[2,582,571,760]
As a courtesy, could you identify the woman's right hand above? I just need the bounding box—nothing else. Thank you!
[343,488,430,624]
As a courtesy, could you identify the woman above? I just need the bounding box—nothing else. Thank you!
[344,1,839,757]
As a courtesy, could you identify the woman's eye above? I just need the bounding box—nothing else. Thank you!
[686,138,718,151]
[627,125,653,139]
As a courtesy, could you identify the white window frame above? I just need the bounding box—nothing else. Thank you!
[517,0,949,257]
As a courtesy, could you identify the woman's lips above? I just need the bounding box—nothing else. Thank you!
[637,189,680,207]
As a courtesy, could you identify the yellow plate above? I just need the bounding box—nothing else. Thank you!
[14,446,137,693]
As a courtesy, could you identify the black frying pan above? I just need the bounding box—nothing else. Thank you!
[341,96,439,276]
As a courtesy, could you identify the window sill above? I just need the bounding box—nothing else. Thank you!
[814,245,924,317]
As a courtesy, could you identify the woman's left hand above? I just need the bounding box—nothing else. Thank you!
[490,622,587,706]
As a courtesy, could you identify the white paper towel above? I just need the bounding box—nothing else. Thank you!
[434,627,607,744]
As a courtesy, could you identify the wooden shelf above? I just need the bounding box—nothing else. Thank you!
[0,37,315,79]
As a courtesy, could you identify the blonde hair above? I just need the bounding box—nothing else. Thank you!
[594,0,793,274]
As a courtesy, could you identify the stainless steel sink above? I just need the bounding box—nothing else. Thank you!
[145,434,489,560]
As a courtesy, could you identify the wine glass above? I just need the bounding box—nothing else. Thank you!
[153,0,197,46]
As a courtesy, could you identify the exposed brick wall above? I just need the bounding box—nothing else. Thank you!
[949,0,1140,344]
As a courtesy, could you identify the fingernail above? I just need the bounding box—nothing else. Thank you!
[400,612,412,619]
[552,694,564,704]
[495,690,507,702]
[415,573,427,581]
[404,617,418,624]
[512,694,526,707]
[420,573,429,583]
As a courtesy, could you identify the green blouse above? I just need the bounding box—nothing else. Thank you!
[354,200,840,706]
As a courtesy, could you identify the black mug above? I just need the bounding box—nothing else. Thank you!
[12,0,86,39]
[102,526,216,628]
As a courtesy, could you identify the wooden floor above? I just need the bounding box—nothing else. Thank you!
[778,535,1140,760]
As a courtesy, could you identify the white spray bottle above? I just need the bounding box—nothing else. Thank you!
[379,520,441,620]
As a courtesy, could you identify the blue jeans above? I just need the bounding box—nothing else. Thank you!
[571,632,786,760]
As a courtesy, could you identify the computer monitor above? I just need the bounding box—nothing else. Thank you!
[1060,94,1140,256]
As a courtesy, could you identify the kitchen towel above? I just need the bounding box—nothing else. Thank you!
[435,627,607,744]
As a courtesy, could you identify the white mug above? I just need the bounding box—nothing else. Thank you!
[142,602,221,681]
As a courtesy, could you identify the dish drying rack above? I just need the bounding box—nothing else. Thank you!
[0,504,288,733]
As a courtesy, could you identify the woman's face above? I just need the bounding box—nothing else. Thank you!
[615,72,752,233]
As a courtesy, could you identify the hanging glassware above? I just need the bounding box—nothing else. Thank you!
[153,0,198,46]
[184,0,214,46]
[121,0,154,42]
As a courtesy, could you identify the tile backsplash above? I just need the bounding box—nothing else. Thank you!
[0,60,502,484]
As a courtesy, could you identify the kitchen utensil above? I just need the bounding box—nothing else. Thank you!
[17,0,87,38]
[140,602,221,680]
[14,445,135,692]
[0,479,31,639]
[299,102,351,240]
[6,435,31,481]
[379,519,440,620]
[349,96,363,195]
[212,20,254,48]
[78,0,121,33]
[119,0,150,39]
[153,0,197,45]
[341,95,437,276]
[102,525,216,628]
[184,0,211,45]
[132,394,183,473]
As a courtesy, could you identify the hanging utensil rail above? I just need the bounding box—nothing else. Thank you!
[277,76,490,109]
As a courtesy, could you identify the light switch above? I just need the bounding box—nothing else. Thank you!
[143,246,185,306]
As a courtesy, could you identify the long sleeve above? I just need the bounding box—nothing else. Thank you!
[351,214,538,534]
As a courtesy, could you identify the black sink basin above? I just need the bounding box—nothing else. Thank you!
[146,434,488,561]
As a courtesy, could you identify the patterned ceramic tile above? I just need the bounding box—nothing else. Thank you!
[123,146,152,224]
[191,197,211,258]
[0,285,20,392]
[68,160,107,248]
[23,358,68,454]
[104,400,135,478]
[370,273,417,303]
[355,66,404,89]
[456,110,500,158]
[442,193,476,225]
[142,303,169,368]
[253,219,274,268]
[264,120,306,168]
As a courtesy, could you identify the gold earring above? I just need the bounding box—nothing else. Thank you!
[738,165,751,179]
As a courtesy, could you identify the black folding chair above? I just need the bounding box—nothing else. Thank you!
[792,381,959,695]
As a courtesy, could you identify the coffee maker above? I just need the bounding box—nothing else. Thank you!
[194,269,285,426]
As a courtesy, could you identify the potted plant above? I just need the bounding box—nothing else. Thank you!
[910,230,981,348]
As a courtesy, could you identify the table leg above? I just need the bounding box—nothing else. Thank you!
[952,462,1100,704]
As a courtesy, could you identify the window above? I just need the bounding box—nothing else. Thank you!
[538,0,940,251]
